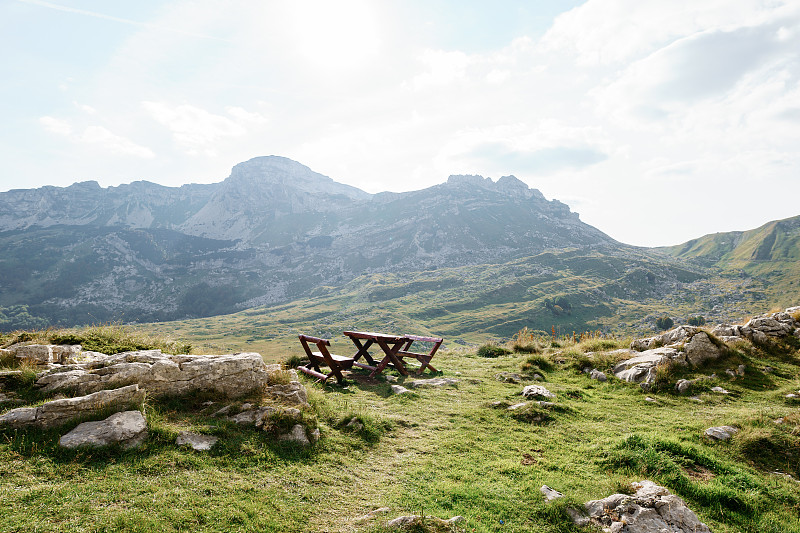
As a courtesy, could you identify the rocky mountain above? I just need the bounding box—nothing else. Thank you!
[0,156,629,329]
[1,156,795,333]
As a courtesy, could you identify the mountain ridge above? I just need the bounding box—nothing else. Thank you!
[0,155,797,335]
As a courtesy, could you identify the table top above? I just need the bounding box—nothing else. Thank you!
[342,330,406,342]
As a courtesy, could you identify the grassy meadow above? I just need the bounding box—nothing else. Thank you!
[2,325,800,532]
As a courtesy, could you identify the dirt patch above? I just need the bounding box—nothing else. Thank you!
[684,464,715,482]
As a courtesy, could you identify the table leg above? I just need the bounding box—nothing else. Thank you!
[370,339,408,377]
[350,338,377,366]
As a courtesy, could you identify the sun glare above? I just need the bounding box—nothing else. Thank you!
[287,0,381,71]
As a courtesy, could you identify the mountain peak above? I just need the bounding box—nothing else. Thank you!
[446,173,545,200]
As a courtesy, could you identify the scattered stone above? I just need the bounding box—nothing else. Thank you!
[231,407,275,426]
[0,391,20,405]
[737,364,746,376]
[202,401,215,407]
[59,410,147,450]
[390,385,412,395]
[386,515,464,529]
[589,369,607,382]
[725,369,737,378]
[240,403,253,411]
[507,402,529,411]
[0,370,24,386]
[689,396,703,402]
[705,425,738,441]
[532,373,544,381]
[384,375,398,383]
[710,386,730,394]
[0,384,145,429]
[579,480,711,532]
[540,485,564,502]
[495,372,523,383]
[406,378,458,389]
[763,366,775,374]
[675,379,692,395]
[212,405,234,417]
[786,393,799,399]
[521,385,555,399]
[645,397,657,403]
[279,424,312,446]
[354,507,392,523]
[176,431,218,451]
[775,417,785,425]
[345,417,364,432]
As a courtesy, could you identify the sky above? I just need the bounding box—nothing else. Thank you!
[1,0,799,247]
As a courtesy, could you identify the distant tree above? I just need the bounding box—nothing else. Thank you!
[688,316,706,326]
[655,316,674,331]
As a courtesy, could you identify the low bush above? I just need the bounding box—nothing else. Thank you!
[521,354,554,374]
[476,343,511,358]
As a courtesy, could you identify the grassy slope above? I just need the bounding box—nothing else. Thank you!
[660,214,800,310]
[2,330,800,532]
[141,247,775,362]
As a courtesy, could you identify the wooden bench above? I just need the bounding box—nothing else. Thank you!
[297,334,357,384]
[396,335,443,374]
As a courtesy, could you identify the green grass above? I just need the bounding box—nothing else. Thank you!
[2,333,800,532]
[0,323,191,355]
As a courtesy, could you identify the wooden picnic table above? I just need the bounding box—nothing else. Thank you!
[342,330,409,377]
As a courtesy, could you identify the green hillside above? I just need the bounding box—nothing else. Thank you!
[660,215,800,309]
[143,247,772,360]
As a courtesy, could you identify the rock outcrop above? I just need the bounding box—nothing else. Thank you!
[577,480,711,532]
[711,307,800,344]
[0,384,145,429]
[35,350,271,398]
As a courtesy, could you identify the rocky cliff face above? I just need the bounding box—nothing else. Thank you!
[0,156,622,327]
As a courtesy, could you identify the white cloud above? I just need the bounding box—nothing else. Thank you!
[39,116,154,158]
[412,49,471,89]
[39,116,72,136]
[142,102,265,156]
[542,0,797,65]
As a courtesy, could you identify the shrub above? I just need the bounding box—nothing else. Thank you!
[655,316,674,331]
[688,316,706,326]
[477,343,511,358]
[283,354,305,369]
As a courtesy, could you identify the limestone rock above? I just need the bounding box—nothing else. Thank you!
[705,425,738,441]
[521,385,555,399]
[407,377,458,389]
[0,370,24,387]
[0,384,145,429]
[35,350,273,399]
[540,485,564,502]
[612,347,676,384]
[676,379,692,395]
[176,431,218,451]
[13,344,55,365]
[495,372,523,383]
[279,424,311,446]
[581,480,711,532]
[59,410,147,449]
[684,332,723,367]
[589,369,607,382]
[710,386,729,394]
[354,507,391,522]
[390,384,412,395]
[386,515,464,529]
